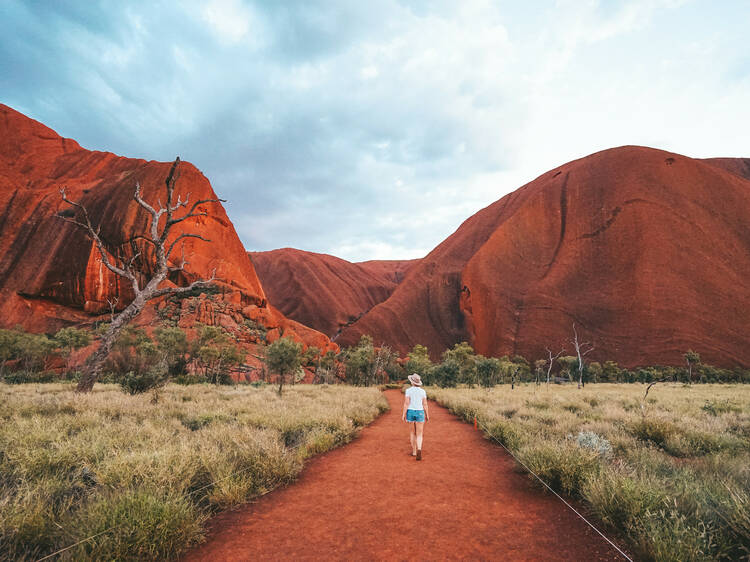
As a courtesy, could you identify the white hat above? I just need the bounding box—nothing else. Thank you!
[408,373,422,386]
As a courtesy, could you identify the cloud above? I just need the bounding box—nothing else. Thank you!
[1,0,749,261]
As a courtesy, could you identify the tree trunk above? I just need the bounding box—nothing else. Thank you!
[76,297,144,392]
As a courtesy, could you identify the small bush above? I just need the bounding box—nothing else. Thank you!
[485,419,523,450]
[174,374,203,385]
[576,431,612,457]
[181,415,216,431]
[70,489,204,561]
[702,399,741,416]
[2,370,58,384]
[629,417,677,448]
[119,366,168,395]
[518,442,601,495]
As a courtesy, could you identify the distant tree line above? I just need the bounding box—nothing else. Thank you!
[3,323,749,394]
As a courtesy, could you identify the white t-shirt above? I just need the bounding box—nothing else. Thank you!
[405,386,427,411]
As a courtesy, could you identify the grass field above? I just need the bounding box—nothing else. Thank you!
[429,383,750,562]
[0,383,388,561]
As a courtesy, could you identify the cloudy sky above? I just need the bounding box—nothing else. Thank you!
[1,1,748,261]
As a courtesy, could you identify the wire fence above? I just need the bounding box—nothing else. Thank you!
[473,415,633,562]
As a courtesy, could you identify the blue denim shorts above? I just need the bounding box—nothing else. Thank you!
[406,409,425,422]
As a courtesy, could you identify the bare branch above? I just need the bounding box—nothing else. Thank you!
[133,182,159,217]
[57,215,92,231]
[124,234,158,248]
[167,197,225,227]
[58,187,140,291]
[170,193,189,212]
[643,379,667,401]
[106,296,119,321]
[166,232,212,259]
[151,269,217,299]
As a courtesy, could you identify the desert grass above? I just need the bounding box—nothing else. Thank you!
[429,383,750,562]
[0,383,388,561]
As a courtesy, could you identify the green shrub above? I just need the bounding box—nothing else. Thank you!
[180,414,216,431]
[174,374,203,385]
[485,418,523,450]
[702,399,741,416]
[518,442,601,495]
[118,366,168,395]
[583,469,669,530]
[70,489,204,561]
[629,417,677,448]
[1,370,58,384]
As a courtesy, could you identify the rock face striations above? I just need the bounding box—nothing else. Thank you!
[337,146,750,368]
[0,104,332,352]
[249,248,418,340]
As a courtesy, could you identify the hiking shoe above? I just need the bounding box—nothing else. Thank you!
[416,449,422,461]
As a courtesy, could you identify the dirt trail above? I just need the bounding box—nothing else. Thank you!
[182,390,626,561]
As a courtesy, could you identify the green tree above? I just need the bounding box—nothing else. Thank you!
[342,335,375,386]
[54,327,92,372]
[154,326,189,376]
[17,332,56,372]
[0,328,22,375]
[314,350,342,384]
[302,346,321,368]
[404,344,432,378]
[588,361,602,383]
[684,350,700,384]
[556,356,578,382]
[266,336,303,395]
[476,356,501,388]
[106,326,158,378]
[442,342,477,385]
[194,325,244,384]
[534,359,546,385]
[602,360,621,382]
[427,359,460,388]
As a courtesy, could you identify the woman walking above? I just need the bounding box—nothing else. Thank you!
[402,373,430,460]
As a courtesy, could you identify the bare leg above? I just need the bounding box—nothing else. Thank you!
[416,422,425,459]
[410,423,417,455]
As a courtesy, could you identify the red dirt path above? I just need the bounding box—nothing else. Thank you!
[182,390,627,561]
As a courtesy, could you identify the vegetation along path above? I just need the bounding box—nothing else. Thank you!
[182,389,625,561]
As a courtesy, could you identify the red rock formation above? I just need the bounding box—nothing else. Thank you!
[249,248,418,339]
[703,157,750,181]
[0,104,334,355]
[339,147,750,368]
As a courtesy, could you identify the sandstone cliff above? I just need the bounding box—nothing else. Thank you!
[249,248,418,339]
[338,146,750,368]
[0,104,333,354]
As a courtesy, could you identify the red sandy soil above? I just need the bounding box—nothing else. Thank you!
[0,103,333,354]
[338,146,750,368]
[250,248,418,339]
[182,390,627,561]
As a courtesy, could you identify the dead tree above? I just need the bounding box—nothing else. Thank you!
[545,346,564,385]
[570,323,594,389]
[58,158,221,392]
